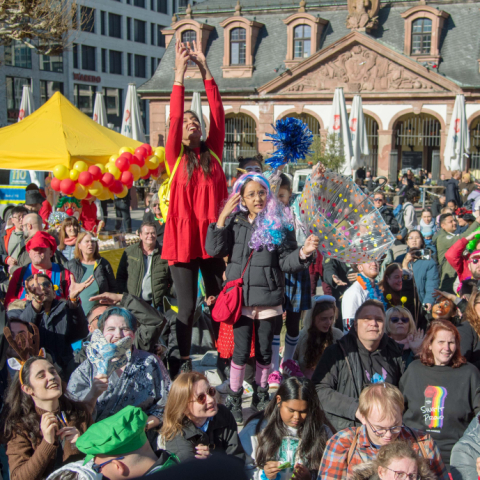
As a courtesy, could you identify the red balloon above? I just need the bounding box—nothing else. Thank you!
[86,193,94,200]
[134,146,147,159]
[110,180,124,194]
[101,172,115,188]
[150,166,160,177]
[141,143,152,156]
[141,174,150,180]
[88,165,102,181]
[120,152,134,163]
[50,177,61,192]
[121,171,134,186]
[78,171,93,186]
[60,179,76,195]
[115,156,130,172]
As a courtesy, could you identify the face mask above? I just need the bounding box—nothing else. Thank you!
[86,329,132,377]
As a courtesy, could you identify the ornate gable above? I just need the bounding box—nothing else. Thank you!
[282,45,445,94]
[259,31,461,96]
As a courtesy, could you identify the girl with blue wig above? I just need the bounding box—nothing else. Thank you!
[205,173,319,425]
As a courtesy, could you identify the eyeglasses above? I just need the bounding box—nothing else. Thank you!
[151,203,159,207]
[12,215,25,220]
[469,258,480,265]
[390,317,409,324]
[243,190,267,200]
[189,386,216,405]
[384,466,419,480]
[367,419,403,437]
[92,456,125,473]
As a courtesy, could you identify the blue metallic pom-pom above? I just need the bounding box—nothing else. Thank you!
[264,117,314,169]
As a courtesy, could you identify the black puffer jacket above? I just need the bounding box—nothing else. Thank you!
[311,329,405,432]
[378,205,399,234]
[165,404,245,464]
[67,257,116,293]
[20,299,88,374]
[445,178,462,207]
[205,213,311,307]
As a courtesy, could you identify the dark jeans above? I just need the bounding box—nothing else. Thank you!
[100,200,109,220]
[274,311,301,338]
[115,199,132,232]
[232,314,279,367]
[170,257,225,357]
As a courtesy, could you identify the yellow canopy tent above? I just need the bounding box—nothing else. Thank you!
[0,92,142,171]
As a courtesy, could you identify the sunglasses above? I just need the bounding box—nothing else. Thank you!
[189,386,216,405]
[92,456,125,473]
[373,198,383,202]
[151,203,159,207]
[469,258,480,265]
[390,317,409,324]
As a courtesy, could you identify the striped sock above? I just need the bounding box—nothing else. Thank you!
[255,361,270,388]
[283,334,300,361]
[271,335,281,372]
[229,362,246,392]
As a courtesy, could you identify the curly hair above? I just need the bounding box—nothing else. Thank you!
[1,357,90,445]
[419,320,466,368]
[465,288,480,337]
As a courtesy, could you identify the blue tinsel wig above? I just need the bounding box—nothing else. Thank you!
[229,173,293,251]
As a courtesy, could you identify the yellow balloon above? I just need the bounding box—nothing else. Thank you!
[117,185,128,198]
[73,161,88,173]
[96,189,110,201]
[146,155,160,170]
[73,183,88,200]
[128,164,141,181]
[109,155,118,163]
[119,147,134,155]
[154,147,165,163]
[139,164,149,177]
[70,169,80,181]
[106,163,121,180]
[53,165,70,180]
[95,163,106,174]
[89,181,104,197]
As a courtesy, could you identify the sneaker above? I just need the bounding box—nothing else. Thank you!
[216,379,230,395]
[281,359,304,378]
[268,370,283,389]
[242,381,254,398]
[180,359,193,374]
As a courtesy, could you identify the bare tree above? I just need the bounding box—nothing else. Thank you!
[305,134,346,173]
[0,0,81,55]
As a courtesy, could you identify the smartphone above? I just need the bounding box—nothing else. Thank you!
[278,462,292,470]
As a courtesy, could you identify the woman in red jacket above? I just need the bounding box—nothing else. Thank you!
[163,40,228,374]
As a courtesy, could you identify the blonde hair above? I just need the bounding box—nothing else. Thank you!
[385,307,415,336]
[161,372,209,442]
[462,172,471,183]
[358,384,404,421]
[74,231,100,261]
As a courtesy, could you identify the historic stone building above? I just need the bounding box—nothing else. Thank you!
[139,0,480,178]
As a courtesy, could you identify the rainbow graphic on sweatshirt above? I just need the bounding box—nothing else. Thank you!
[422,386,448,429]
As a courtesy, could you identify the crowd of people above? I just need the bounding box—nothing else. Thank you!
[1,40,480,480]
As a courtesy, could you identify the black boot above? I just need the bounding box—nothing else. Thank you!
[225,386,244,425]
[180,358,193,374]
[251,383,270,412]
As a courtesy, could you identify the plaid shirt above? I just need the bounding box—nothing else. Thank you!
[318,425,448,480]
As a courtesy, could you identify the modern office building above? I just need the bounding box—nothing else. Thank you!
[0,0,177,136]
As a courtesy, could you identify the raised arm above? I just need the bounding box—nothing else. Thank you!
[188,40,225,160]
[166,41,190,172]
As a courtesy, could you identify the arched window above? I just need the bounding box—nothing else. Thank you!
[294,24,311,59]
[181,29,197,65]
[230,27,246,65]
[411,18,432,55]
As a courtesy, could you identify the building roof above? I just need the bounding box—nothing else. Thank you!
[139,1,480,94]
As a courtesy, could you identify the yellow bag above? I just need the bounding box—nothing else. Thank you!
[159,145,221,222]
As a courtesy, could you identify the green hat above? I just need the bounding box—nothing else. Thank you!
[77,406,148,464]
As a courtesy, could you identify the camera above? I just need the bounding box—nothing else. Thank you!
[412,249,431,260]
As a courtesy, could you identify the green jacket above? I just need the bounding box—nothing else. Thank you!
[116,242,171,308]
[435,220,479,292]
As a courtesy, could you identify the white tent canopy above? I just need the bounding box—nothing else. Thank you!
[190,92,207,141]
[121,83,146,142]
[93,92,108,127]
[328,88,354,175]
[349,95,370,171]
[444,94,470,171]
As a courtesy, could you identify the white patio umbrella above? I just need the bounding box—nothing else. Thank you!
[328,88,354,175]
[121,83,146,142]
[190,92,207,141]
[93,92,108,127]
[444,94,470,171]
[349,95,370,171]
[18,85,40,186]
